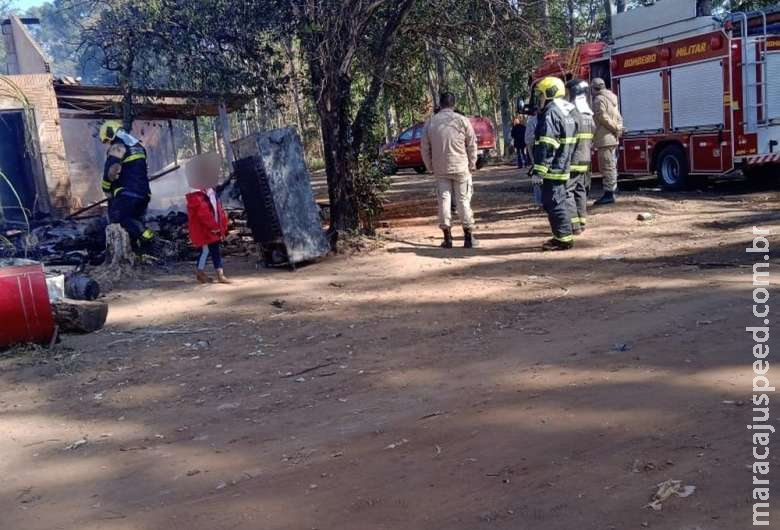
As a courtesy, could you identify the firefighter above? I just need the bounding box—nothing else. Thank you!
[566,79,596,235]
[99,120,157,253]
[530,77,578,251]
[591,78,623,205]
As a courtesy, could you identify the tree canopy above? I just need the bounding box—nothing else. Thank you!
[4,0,780,234]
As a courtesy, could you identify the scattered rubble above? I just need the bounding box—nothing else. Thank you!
[1,209,257,291]
[645,479,696,511]
[64,437,88,451]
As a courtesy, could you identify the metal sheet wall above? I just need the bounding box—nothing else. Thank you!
[620,71,664,133]
[671,60,724,129]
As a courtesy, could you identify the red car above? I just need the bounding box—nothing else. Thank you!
[382,116,497,174]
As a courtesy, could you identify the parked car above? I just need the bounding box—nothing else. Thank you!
[381,116,497,174]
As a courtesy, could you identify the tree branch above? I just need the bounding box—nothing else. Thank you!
[351,0,416,155]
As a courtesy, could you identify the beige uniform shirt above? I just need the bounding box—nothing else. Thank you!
[593,89,623,148]
[421,109,478,176]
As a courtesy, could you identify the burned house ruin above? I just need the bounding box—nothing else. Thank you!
[0,15,246,230]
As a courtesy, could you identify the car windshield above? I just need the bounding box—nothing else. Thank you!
[398,128,414,141]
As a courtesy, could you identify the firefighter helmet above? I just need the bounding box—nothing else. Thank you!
[534,77,566,107]
[566,79,589,100]
[99,120,123,143]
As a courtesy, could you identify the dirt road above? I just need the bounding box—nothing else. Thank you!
[1,166,778,529]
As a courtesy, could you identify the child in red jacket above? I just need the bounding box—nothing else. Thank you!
[186,184,231,284]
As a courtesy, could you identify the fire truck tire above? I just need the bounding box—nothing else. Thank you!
[656,145,689,191]
[476,155,488,170]
[744,165,777,189]
[414,166,428,174]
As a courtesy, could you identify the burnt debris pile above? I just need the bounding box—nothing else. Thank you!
[0,209,256,267]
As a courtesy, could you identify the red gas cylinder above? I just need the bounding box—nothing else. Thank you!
[0,260,55,348]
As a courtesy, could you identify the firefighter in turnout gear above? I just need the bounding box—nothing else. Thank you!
[566,79,595,235]
[530,77,578,251]
[99,120,157,253]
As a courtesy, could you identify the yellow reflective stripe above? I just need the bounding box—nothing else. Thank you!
[571,217,582,224]
[580,218,587,225]
[101,180,112,190]
[561,137,578,144]
[113,187,124,196]
[570,164,589,172]
[141,229,155,240]
[538,136,560,149]
[544,172,570,181]
[577,133,594,139]
[555,235,574,243]
[122,153,146,164]
[533,164,550,174]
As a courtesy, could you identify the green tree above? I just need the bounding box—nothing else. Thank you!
[279,0,417,234]
[79,0,169,128]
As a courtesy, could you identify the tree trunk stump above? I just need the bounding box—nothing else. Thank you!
[52,299,109,334]
[89,224,137,292]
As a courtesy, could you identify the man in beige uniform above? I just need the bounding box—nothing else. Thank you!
[421,92,479,249]
[592,78,623,206]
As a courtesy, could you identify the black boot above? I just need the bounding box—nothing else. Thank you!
[593,191,615,206]
[441,228,453,248]
[542,238,574,251]
[464,228,479,249]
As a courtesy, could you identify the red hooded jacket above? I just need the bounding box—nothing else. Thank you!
[186,190,229,247]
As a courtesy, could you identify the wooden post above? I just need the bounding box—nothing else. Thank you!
[168,119,177,165]
[193,118,202,154]
[218,100,235,163]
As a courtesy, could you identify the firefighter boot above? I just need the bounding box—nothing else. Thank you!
[216,269,232,284]
[464,228,479,249]
[542,238,574,251]
[441,228,453,249]
[593,191,615,206]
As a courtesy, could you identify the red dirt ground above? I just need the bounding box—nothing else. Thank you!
[1,165,778,530]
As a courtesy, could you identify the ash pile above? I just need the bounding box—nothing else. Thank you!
[1,207,256,272]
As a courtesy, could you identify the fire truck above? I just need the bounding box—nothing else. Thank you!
[530,0,780,190]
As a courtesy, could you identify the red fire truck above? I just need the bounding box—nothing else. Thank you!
[530,0,780,190]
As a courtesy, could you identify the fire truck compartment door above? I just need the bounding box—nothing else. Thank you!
[619,72,664,133]
[671,60,724,130]
[766,52,780,121]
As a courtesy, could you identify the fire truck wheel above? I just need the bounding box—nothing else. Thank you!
[656,145,689,191]
[744,166,777,189]
[476,155,488,170]
[414,166,428,175]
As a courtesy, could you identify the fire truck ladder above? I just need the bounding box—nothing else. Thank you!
[737,11,770,131]
[567,46,581,78]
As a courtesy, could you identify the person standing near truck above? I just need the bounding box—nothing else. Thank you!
[591,78,623,206]
[421,92,479,249]
[511,117,528,168]
[529,77,578,251]
[566,79,596,234]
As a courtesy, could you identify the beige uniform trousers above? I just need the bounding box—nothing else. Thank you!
[436,172,474,230]
[598,146,618,192]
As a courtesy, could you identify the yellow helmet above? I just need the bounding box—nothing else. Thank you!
[99,120,123,143]
[534,77,566,107]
